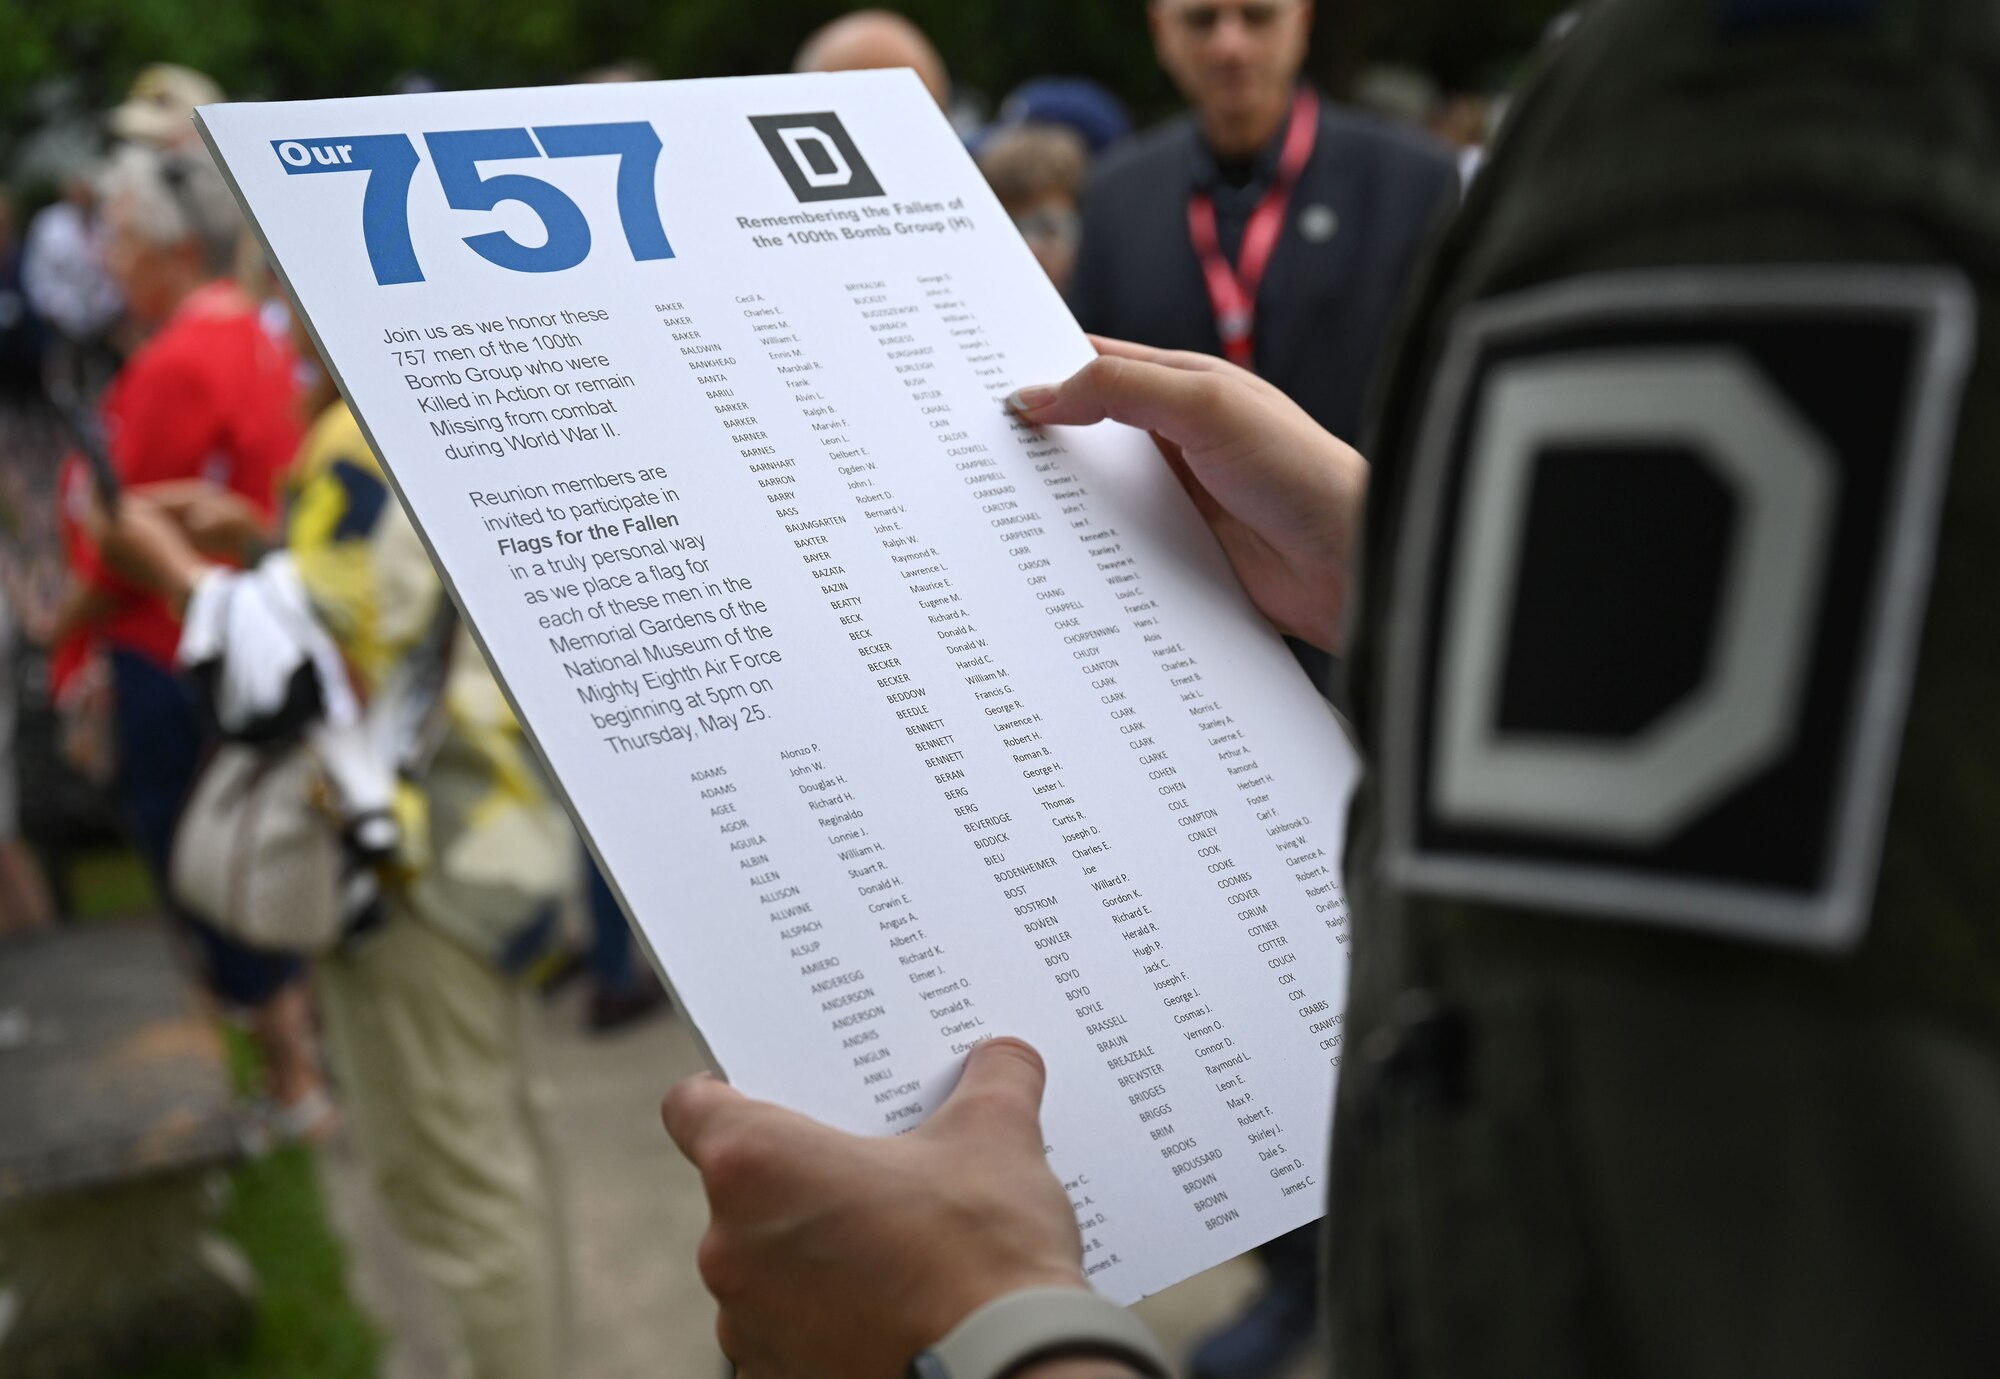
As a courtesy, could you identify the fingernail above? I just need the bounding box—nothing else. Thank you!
[1006,385,1057,415]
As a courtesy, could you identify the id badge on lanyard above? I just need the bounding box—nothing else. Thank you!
[1186,89,1319,373]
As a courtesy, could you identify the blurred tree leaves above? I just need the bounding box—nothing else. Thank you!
[1320,0,1575,94]
[0,1,1160,118]
[0,0,1571,171]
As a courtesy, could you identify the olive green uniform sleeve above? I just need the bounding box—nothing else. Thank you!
[1331,4,2000,1376]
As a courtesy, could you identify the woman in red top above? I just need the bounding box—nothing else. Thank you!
[54,143,327,1130]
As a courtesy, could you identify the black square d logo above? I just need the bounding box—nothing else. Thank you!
[1381,267,1974,952]
[748,112,884,202]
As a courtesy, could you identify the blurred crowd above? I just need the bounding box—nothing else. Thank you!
[0,7,1514,1379]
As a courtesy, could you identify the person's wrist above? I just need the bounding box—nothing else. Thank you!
[929,1266,1089,1333]
[1012,1358,1147,1379]
[910,1282,1169,1379]
[161,557,220,617]
[163,552,217,612]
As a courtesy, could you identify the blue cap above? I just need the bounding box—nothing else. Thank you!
[992,77,1132,155]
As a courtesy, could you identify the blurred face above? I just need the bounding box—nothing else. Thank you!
[1150,0,1313,145]
[101,192,198,326]
[1007,192,1081,291]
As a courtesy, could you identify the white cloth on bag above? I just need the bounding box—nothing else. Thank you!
[176,555,396,828]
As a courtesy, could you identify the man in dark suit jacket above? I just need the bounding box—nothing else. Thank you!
[1072,0,1456,716]
[1068,1,1458,446]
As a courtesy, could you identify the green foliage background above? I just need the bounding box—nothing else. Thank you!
[1,0,1571,154]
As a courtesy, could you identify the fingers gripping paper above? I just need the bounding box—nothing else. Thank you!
[199,72,1359,1301]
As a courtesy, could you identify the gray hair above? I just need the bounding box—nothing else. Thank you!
[97,143,242,275]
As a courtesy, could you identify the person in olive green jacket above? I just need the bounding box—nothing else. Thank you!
[1323,2,1998,1375]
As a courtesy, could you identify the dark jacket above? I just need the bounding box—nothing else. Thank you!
[1067,95,1459,442]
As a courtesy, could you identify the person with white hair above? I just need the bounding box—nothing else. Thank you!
[106,63,226,152]
[50,141,328,1135]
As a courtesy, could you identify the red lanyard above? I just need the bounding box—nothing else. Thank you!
[1186,88,1320,372]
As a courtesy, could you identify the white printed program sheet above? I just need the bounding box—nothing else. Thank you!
[200,72,1359,1301]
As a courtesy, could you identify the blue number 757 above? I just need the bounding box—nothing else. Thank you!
[272,122,675,286]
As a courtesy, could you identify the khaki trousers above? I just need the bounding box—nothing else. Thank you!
[318,915,568,1379]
